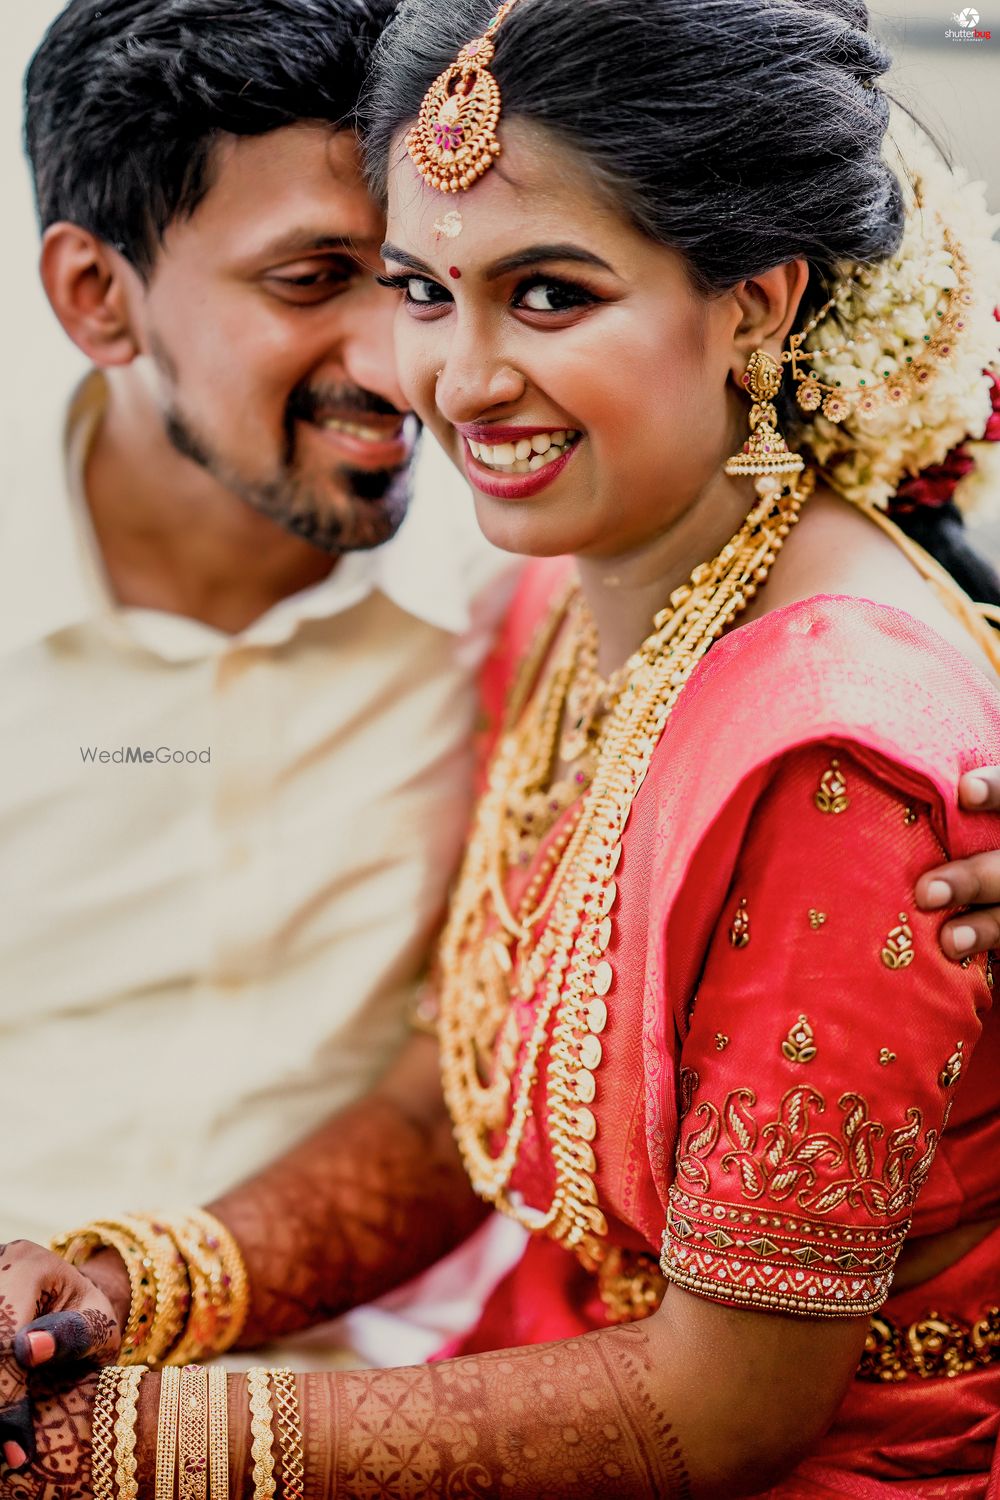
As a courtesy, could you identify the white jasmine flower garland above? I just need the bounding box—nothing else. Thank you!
[797,116,1000,515]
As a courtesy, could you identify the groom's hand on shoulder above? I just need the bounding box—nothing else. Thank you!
[918,767,1000,961]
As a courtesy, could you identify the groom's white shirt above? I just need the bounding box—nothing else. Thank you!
[0,371,526,1364]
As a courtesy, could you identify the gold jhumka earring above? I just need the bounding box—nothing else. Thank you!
[724,349,805,499]
[407,2,521,193]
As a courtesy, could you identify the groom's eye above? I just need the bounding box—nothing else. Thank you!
[266,257,359,304]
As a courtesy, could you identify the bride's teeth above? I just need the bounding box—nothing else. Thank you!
[468,429,580,473]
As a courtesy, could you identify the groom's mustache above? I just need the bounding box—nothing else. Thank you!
[288,382,407,425]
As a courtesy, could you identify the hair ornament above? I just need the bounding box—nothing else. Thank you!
[794,116,1000,515]
[406,1,521,194]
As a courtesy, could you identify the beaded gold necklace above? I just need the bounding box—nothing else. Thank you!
[438,471,815,1271]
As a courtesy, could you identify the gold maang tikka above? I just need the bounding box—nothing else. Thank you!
[406,2,521,194]
[724,348,804,498]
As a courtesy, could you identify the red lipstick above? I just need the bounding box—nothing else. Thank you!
[462,436,581,501]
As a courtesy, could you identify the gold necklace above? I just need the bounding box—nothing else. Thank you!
[439,472,814,1269]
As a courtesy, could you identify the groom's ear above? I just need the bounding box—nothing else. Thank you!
[39,223,144,368]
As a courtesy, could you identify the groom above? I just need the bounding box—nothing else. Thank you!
[0,0,997,1458]
[1,0,520,1371]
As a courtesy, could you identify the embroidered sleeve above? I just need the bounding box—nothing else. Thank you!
[660,744,993,1319]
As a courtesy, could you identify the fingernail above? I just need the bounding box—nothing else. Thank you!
[26,1330,56,1365]
[3,1442,27,1471]
[951,924,977,955]
[963,775,990,807]
[923,879,953,909]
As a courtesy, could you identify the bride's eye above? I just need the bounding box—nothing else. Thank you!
[375,272,451,308]
[406,277,448,305]
[515,278,598,314]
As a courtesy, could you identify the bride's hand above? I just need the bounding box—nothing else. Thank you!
[918,767,1000,958]
[0,1243,121,1470]
[0,1371,96,1500]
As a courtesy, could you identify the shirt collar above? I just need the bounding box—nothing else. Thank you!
[0,372,506,659]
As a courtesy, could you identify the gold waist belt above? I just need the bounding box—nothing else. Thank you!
[597,1250,1000,1382]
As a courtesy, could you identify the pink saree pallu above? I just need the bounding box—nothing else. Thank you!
[448,558,1000,1496]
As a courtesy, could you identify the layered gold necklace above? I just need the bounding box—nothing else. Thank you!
[438,472,815,1271]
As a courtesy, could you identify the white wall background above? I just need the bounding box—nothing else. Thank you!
[1,0,997,503]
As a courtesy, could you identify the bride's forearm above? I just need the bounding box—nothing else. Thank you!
[127,1292,865,1500]
[133,1326,693,1500]
[207,1036,487,1344]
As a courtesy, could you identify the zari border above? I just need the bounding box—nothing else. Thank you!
[660,1185,907,1317]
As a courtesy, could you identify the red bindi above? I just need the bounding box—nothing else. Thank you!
[449,266,462,279]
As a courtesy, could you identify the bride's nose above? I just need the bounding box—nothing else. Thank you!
[434,325,526,422]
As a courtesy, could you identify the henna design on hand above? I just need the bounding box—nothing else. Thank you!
[0,1296,35,1465]
[297,1322,692,1499]
[14,1313,116,1374]
[211,1093,486,1345]
[0,1372,95,1500]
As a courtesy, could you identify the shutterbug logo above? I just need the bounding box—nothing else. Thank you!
[946,6,991,35]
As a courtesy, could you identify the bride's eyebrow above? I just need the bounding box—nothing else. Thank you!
[484,244,615,279]
[379,241,618,280]
[380,243,433,272]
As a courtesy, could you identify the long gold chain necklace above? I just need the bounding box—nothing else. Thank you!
[438,471,814,1269]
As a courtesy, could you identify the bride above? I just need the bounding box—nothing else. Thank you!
[4,0,1000,1495]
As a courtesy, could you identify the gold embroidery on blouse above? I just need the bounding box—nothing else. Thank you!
[939,1041,964,1089]
[988,956,995,988]
[881,913,915,971]
[729,897,750,949]
[814,759,849,814]
[781,1015,817,1064]
[808,909,828,929]
[903,806,918,826]
[676,1084,939,1217]
[879,1048,896,1067]
[714,1033,730,1051]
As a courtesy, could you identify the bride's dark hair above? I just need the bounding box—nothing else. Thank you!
[365,0,1000,607]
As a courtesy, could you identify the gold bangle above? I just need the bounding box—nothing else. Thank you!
[179,1364,209,1500]
[115,1216,192,1366]
[91,1365,122,1500]
[112,1366,147,1500]
[165,1213,249,1366]
[188,1210,250,1352]
[207,1366,230,1500]
[155,1366,182,1500]
[269,1370,305,1500]
[55,1226,153,1364]
[246,1369,277,1500]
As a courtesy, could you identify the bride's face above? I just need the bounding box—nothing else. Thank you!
[383,120,747,560]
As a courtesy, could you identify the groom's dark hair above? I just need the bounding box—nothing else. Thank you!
[24,0,396,279]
